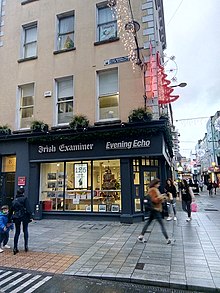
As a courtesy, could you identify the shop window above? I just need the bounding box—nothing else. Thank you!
[40,159,121,213]
[93,160,121,212]
[40,163,65,211]
[18,83,34,129]
[56,12,74,51]
[56,76,73,125]
[97,5,117,42]
[98,69,119,121]
[1,156,16,172]
[65,161,91,211]
[22,22,37,59]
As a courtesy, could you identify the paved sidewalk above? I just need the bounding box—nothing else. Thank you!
[1,190,220,292]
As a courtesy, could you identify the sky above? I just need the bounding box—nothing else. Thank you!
[163,0,220,157]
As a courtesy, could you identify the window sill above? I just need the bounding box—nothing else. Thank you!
[94,37,119,46]
[94,120,121,126]
[53,47,76,55]
[18,56,38,63]
[21,0,39,5]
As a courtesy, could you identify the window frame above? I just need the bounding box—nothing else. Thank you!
[18,83,35,129]
[97,68,119,122]
[21,22,38,59]
[56,11,75,52]
[55,76,74,126]
[96,4,117,42]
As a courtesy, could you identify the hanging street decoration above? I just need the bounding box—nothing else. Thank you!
[156,52,179,105]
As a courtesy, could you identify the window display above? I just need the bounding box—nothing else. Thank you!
[39,159,121,213]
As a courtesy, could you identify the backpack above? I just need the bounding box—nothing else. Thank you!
[143,194,154,211]
[12,198,26,219]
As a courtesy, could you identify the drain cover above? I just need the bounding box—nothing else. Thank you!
[204,208,219,211]
[135,263,145,270]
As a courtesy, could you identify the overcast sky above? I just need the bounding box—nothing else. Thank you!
[163,0,220,157]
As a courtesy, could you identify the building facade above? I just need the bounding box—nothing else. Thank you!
[0,0,172,222]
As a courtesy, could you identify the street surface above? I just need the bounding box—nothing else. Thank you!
[0,189,219,292]
[0,269,202,293]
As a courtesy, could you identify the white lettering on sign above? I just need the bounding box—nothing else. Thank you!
[59,143,94,152]
[38,143,94,153]
[106,139,150,150]
[38,145,56,153]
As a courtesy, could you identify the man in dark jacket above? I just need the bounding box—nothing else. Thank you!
[9,187,33,255]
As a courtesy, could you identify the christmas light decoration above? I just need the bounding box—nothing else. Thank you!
[107,0,140,69]
[156,52,179,105]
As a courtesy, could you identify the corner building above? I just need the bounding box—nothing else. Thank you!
[0,0,172,223]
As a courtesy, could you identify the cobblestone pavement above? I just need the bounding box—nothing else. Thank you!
[0,189,220,292]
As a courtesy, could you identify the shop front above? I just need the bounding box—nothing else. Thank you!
[0,121,173,223]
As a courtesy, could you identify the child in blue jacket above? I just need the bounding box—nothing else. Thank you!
[0,205,13,253]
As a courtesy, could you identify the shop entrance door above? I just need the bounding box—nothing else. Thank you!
[0,173,15,207]
[142,168,158,203]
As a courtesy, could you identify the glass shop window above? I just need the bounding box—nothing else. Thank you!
[93,159,121,212]
[40,162,65,211]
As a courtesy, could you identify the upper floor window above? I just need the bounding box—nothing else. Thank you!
[22,23,37,58]
[56,77,73,125]
[98,69,119,121]
[19,83,34,129]
[57,12,74,51]
[97,5,117,42]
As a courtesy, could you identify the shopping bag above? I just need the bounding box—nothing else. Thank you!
[191,201,198,212]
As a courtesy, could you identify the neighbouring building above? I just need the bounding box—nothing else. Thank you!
[0,0,174,223]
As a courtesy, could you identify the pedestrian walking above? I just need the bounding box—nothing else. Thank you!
[164,178,177,221]
[207,179,213,196]
[180,179,195,222]
[137,178,173,245]
[8,187,33,255]
[198,179,204,192]
[0,205,13,253]
[213,181,218,195]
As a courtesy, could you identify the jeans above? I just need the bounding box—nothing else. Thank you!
[0,231,9,247]
[182,200,191,218]
[13,220,29,249]
[141,210,169,239]
[167,199,176,216]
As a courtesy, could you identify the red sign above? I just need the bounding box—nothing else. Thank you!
[18,176,26,186]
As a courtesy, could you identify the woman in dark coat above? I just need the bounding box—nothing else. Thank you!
[9,187,33,255]
[165,178,177,221]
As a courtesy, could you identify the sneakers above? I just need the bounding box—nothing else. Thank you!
[173,216,177,221]
[3,244,10,249]
[137,236,147,243]
[0,248,3,253]
[167,238,176,245]
[186,217,192,222]
[167,216,173,221]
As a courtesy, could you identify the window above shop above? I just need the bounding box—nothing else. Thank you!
[18,83,34,129]
[55,76,74,125]
[96,4,118,43]
[55,11,75,53]
[98,68,119,121]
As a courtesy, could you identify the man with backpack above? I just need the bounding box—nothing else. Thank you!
[9,187,33,255]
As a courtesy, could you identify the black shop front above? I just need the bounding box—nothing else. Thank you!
[0,120,173,223]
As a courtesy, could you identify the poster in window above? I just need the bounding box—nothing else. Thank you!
[100,23,116,41]
[74,163,88,189]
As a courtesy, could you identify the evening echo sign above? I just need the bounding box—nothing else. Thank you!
[37,139,151,153]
